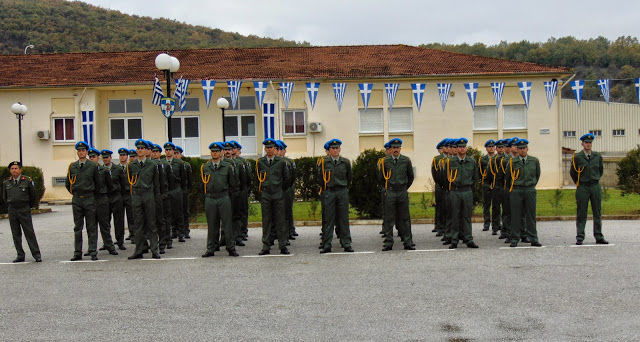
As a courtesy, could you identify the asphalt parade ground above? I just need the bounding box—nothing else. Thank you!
[1,204,639,341]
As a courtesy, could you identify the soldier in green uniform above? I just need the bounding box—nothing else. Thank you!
[201,142,239,257]
[87,148,118,256]
[318,141,331,248]
[227,141,248,246]
[507,139,542,247]
[118,148,134,242]
[445,138,480,249]
[431,139,447,236]
[277,140,298,242]
[480,139,500,234]
[231,141,251,241]
[499,138,516,243]
[66,141,100,261]
[493,140,508,240]
[255,138,291,255]
[221,141,240,247]
[571,133,607,245]
[150,143,170,254]
[175,146,192,239]
[379,138,415,251]
[124,149,137,241]
[442,139,456,245]
[163,142,186,247]
[317,139,354,253]
[127,139,161,259]
[378,141,392,237]
[102,149,127,250]
[3,161,41,263]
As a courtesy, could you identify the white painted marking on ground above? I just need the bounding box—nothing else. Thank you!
[408,249,456,253]
[141,257,198,261]
[0,262,30,265]
[499,246,547,249]
[569,244,615,247]
[241,254,294,258]
[325,251,375,255]
[59,260,109,263]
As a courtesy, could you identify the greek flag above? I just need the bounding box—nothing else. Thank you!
[152,74,164,106]
[636,78,640,104]
[173,76,182,98]
[254,81,268,109]
[82,110,95,148]
[411,83,425,111]
[227,80,242,109]
[332,83,347,111]
[359,83,373,111]
[464,83,479,110]
[385,83,400,111]
[544,81,558,109]
[491,82,505,109]
[201,80,216,108]
[437,83,452,111]
[306,82,320,110]
[517,82,532,109]
[597,79,610,105]
[178,79,190,112]
[571,80,585,107]
[280,82,295,109]
[263,103,275,140]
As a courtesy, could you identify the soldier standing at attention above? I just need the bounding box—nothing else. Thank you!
[124,149,136,241]
[379,138,415,251]
[507,139,542,247]
[201,142,238,257]
[150,143,170,254]
[318,141,331,248]
[175,146,192,239]
[88,148,118,256]
[431,139,447,237]
[493,140,508,240]
[256,138,291,255]
[127,140,161,259]
[231,141,251,241]
[446,138,479,249]
[480,139,499,234]
[571,133,607,245]
[441,139,456,245]
[277,140,298,242]
[317,139,354,253]
[102,149,127,250]
[3,161,41,263]
[378,141,392,236]
[163,142,186,247]
[66,141,100,261]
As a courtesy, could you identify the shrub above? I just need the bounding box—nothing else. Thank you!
[0,165,45,214]
[467,147,484,207]
[349,148,386,219]
[616,146,640,195]
[293,157,321,201]
[182,156,207,218]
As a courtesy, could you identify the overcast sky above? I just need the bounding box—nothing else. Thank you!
[76,0,638,46]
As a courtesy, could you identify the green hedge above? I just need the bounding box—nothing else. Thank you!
[0,166,45,214]
[349,149,387,219]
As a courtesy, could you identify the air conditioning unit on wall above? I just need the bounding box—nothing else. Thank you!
[37,130,50,140]
[308,122,322,133]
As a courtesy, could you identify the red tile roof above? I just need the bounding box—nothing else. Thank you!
[0,45,570,88]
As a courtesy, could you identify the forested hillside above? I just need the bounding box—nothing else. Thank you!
[0,0,306,54]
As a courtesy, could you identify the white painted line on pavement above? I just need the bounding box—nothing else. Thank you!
[499,246,547,249]
[0,262,30,265]
[569,244,615,247]
[141,257,198,261]
[60,260,109,263]
[409,249,455,253]
[241,254,294,258]
[325,251,375,255]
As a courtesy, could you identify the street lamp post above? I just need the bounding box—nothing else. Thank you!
[155,53,180,142]
[217,98,230,142]
[11,103,28,165]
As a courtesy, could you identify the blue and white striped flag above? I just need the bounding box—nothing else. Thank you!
[571,80,585,107]
[464,83,479,110]
[544,81,558,109]
[517,82,532,108]
[636,78,640,104]
[411,83,425,111]
[359,83,373,111]
[597,79,610,105]
[491,82,505,109]
[201,80,216,109]
[173,76,182,98]
[263,103,275,140]
[178,79,190,112]
[253,81,268,109]
[306,82,320,110]
[82,110,95,148]
[152,74,164,106]
[227,80,242,109]
[332,83,347,111]
[385,83,400,111]
[280,82,295,109]
[437,83,452,111]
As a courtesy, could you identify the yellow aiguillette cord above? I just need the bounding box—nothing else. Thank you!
[572,153,585,187]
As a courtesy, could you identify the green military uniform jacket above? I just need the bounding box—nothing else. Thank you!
[202,160,236,196]
[570,150,603,185]
[255,155,290,197]
[106,163,126,199]
[283,157,296,190]
[95,164,113,196]
[127,158,160,197]
[224,157,241,193]
[65,160,99,195]
[318,156,351,189]
[479,154,496,188]
[3,175,36,208]
[507,155,541,188]
[233,156,250,191]
[448,155,479,188]
[379,154,414,191]
[494,153,509,190]
[431,154,447,189]
[164,157,187,191]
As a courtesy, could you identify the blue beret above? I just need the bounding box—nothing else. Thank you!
[495,139,505,147]
[134,139,147,148]
[516,139,529,147]
[75,141,89,150]
[507,137,520,147]
[328,139,342,148]
[163,142,176,150]
[209,142,223,151]
[223,141,234,150]
[118,148,129,155]
[151,144,162,152]
[129,149,137,156]
[229,140,241,149]
[277,140,288,149]
[145,140,154,149]
[456,138,469,147]
[484,139,496,147]
[324,141,330,150]
[175,145,184,153]
[8,161,21,168]
[100,149,113,157]
[263,138,277,147]
[88,148,100,156]
[436,139,447,149]
[389,138,403,147]
[580,133,595,142]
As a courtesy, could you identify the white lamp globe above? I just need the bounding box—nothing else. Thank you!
[155,53,172,70]
[217,97,230,109]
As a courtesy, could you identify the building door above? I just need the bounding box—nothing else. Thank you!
[224,114,257,156]
[110,117,143,151]
[170,116,201,157]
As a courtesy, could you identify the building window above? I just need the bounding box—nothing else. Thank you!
[389,108,413,133]
[53,117,75,142]
[589,130,602,137]
[109,117,143,151]
[613,129,625,137]
[359,109,383,133]
[224,115,257,156]
[563,131,576,137]
[283,110,306,135]
[180,98,200,112]
[474,106,498,130]
[108,99,143,114]
[170,116,201,156]
[223,96,256,111]
[503,105,527,129]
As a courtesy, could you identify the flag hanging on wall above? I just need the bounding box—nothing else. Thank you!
[332,83,347,111]
[636,78,640,104]
[227,80,242,109]
[411,83,425,111]
[152,74,164,105]
[385,83,400,111]
[597,79,610,105]
[359,83,373,111]
[464,83,479,110]
[306,82,320,110]
[544,81,558,109]
[571,80,585,107]
[263,103,275,140]
[201,80,216,108]
[173,76,183,99]
[82,110,95,148]
[178,79,190,112]
[517,82,532,108]
[280,82,295,109]
[253,81,268,109]
[491,82,505,109]
[437,83,452,111]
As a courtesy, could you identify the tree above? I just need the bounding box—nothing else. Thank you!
[349,149,386,219]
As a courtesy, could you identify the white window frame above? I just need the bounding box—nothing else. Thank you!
[503,104,527,130]
[473,106,498,131]
[52,117,76,143]
[224,95,256,111]
[613,129,625,137]
[563,131,576,137]
[388,107,413,133]
[170,116,201,157]
[108,98,143,114]
[283,109,306,135]
[589,130,602,137]
[109,117,144,151]
[224,114,257,156]
[358,108,383,133]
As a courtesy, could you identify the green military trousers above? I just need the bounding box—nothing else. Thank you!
[109,194,125,246]
[575,183,604,242]
[182,188,190,237]
[205,194,234,252]
[72,193,98,257]
[95,194,115,251]
[132,190,159,255]
[321,187,352,249]
[502,188,511,238]
[509,187,538,243]
[444,190,452,239]
[382,189,413,248]
[8,205,40,259]
[482,185,502,232]
[261,194,287,250]
[449,189,474,245]
[435,186,445,233]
